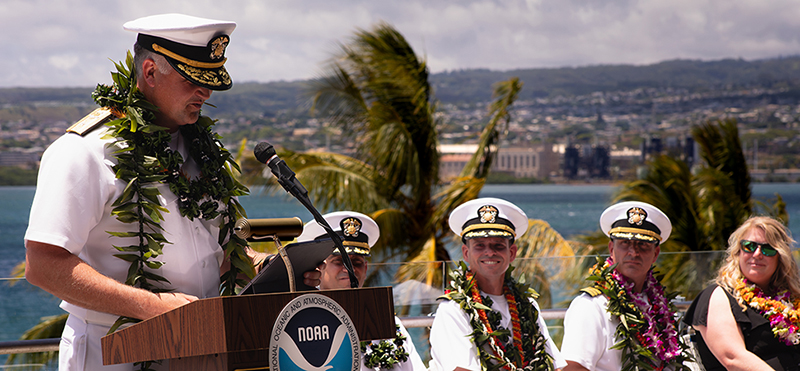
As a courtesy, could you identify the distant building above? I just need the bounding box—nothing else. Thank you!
[0,149,41,169]
[561,144,611,179]
[439,153,473,179]
[438,144,556,181]
[563,146,580,179]
[590,146,610,178]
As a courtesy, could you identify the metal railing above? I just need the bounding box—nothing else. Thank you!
[0,302,692,356]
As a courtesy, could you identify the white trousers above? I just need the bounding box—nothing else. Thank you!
[59,314,167,371]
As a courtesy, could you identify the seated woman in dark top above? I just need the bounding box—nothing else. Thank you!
[684,216,800,371]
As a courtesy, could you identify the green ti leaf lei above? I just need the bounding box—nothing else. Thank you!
[360,323,410,369]
[92,52,252,370]
[584,257,692,371]
[441,261,554,371]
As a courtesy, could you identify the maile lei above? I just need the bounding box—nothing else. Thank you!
[585,257,691,371]
[360,323,410,369]
[441,261,554,371]
[92,53,252,369]
[734,277,800,346]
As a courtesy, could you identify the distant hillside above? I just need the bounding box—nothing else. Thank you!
[431,57,800,103]
[2,56,800,117]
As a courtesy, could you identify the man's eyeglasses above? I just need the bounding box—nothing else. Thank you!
[740,240,778,257]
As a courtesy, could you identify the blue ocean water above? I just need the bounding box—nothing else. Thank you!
[1,183,799,360]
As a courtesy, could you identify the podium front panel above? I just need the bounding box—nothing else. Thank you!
[102,287,395,368]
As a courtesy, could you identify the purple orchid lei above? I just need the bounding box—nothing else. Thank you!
[608,257,683,362]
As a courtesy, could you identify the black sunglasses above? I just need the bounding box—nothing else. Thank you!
[740,240,778,257]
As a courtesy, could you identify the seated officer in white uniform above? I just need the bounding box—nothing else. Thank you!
[23,14,319,371]
[429,197,566,371]
[561,201,689,371]
[297,211,427,371]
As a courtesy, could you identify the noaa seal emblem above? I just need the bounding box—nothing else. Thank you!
[270,293,360,371]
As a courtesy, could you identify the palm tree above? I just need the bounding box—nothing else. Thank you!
[258,22,581,299]
[579,118,786,295]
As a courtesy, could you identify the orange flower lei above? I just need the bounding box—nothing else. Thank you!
[468,271,525,368]
[734,278,800,346]
[441,262,554,371]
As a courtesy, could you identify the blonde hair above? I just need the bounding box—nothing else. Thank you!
[715,216,800,296]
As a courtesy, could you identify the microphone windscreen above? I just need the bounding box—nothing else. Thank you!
[254,142,276,164]
[234,217,304,241]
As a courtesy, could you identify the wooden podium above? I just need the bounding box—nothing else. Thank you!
[101,287,395,371]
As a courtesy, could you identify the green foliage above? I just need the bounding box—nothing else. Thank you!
[6,57,800,120]
[360,324,410,369]
[0,166,37,185]
[5,314,66,369]
[607,118,786,295]
[485,172,547,184]
[246,23,563,292]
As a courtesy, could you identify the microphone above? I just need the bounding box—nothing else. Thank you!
[254,142,308,198]
[234,217,304,242]
[253,141,360,288]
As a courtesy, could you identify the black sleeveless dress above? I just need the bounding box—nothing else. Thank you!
[683,284,800,370]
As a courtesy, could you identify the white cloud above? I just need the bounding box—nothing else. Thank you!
[47,55,80,71]
[1,0,799,87]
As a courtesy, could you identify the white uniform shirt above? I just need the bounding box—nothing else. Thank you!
[561,293,621,371]
[361,316,426,371]
[25,128,224,370]
[429,293,566,371]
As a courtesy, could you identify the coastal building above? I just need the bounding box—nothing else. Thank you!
[0,148,41,169]
[438,144,557,181]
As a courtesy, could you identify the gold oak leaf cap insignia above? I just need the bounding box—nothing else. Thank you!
[449,197,528,242]
[297,211,379,256]
[123,13,236,90]
[600,201,672,244]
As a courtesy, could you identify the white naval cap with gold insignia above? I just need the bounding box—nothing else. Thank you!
[297,211,379,256]
[600,201,671,244]
[449,197,528,242]
[123,13,236,90]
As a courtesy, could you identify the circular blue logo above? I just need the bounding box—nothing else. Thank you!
[270,293,360,371]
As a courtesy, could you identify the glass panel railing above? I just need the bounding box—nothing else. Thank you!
[0,250,761,368]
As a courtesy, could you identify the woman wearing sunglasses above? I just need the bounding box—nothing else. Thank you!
[684,216,800,370]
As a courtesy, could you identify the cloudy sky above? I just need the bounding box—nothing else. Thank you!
[2,0,799,88]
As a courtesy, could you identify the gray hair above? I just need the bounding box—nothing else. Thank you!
[133,43,173,81]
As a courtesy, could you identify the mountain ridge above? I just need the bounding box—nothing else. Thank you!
[1,56,799,117]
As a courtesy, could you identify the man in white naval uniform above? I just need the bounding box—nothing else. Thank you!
[561,201,679,371]
[24,14,319,371]
[429,197,566,371]
[297,211,427,371]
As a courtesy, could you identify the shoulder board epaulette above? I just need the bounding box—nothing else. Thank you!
[66,107,115,136]
[580,286,603,297]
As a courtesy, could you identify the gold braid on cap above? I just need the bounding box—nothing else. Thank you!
[462,223,516,238]
[151,43,227,68]
[608,227,662,242]
[342,240,370,249]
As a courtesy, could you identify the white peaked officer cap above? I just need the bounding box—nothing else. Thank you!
[123,13,236,90]
[297,211,380,256]
[600,201,672,244]
[449,197,529,242]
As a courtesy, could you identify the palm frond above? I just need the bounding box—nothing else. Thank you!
[264,149,397,213]
[514,219,592,307]
[6,313,67,369]
[8,261,25,286]
[369,208,415,261]
[460,78,523,179]
[395,236,445,288]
